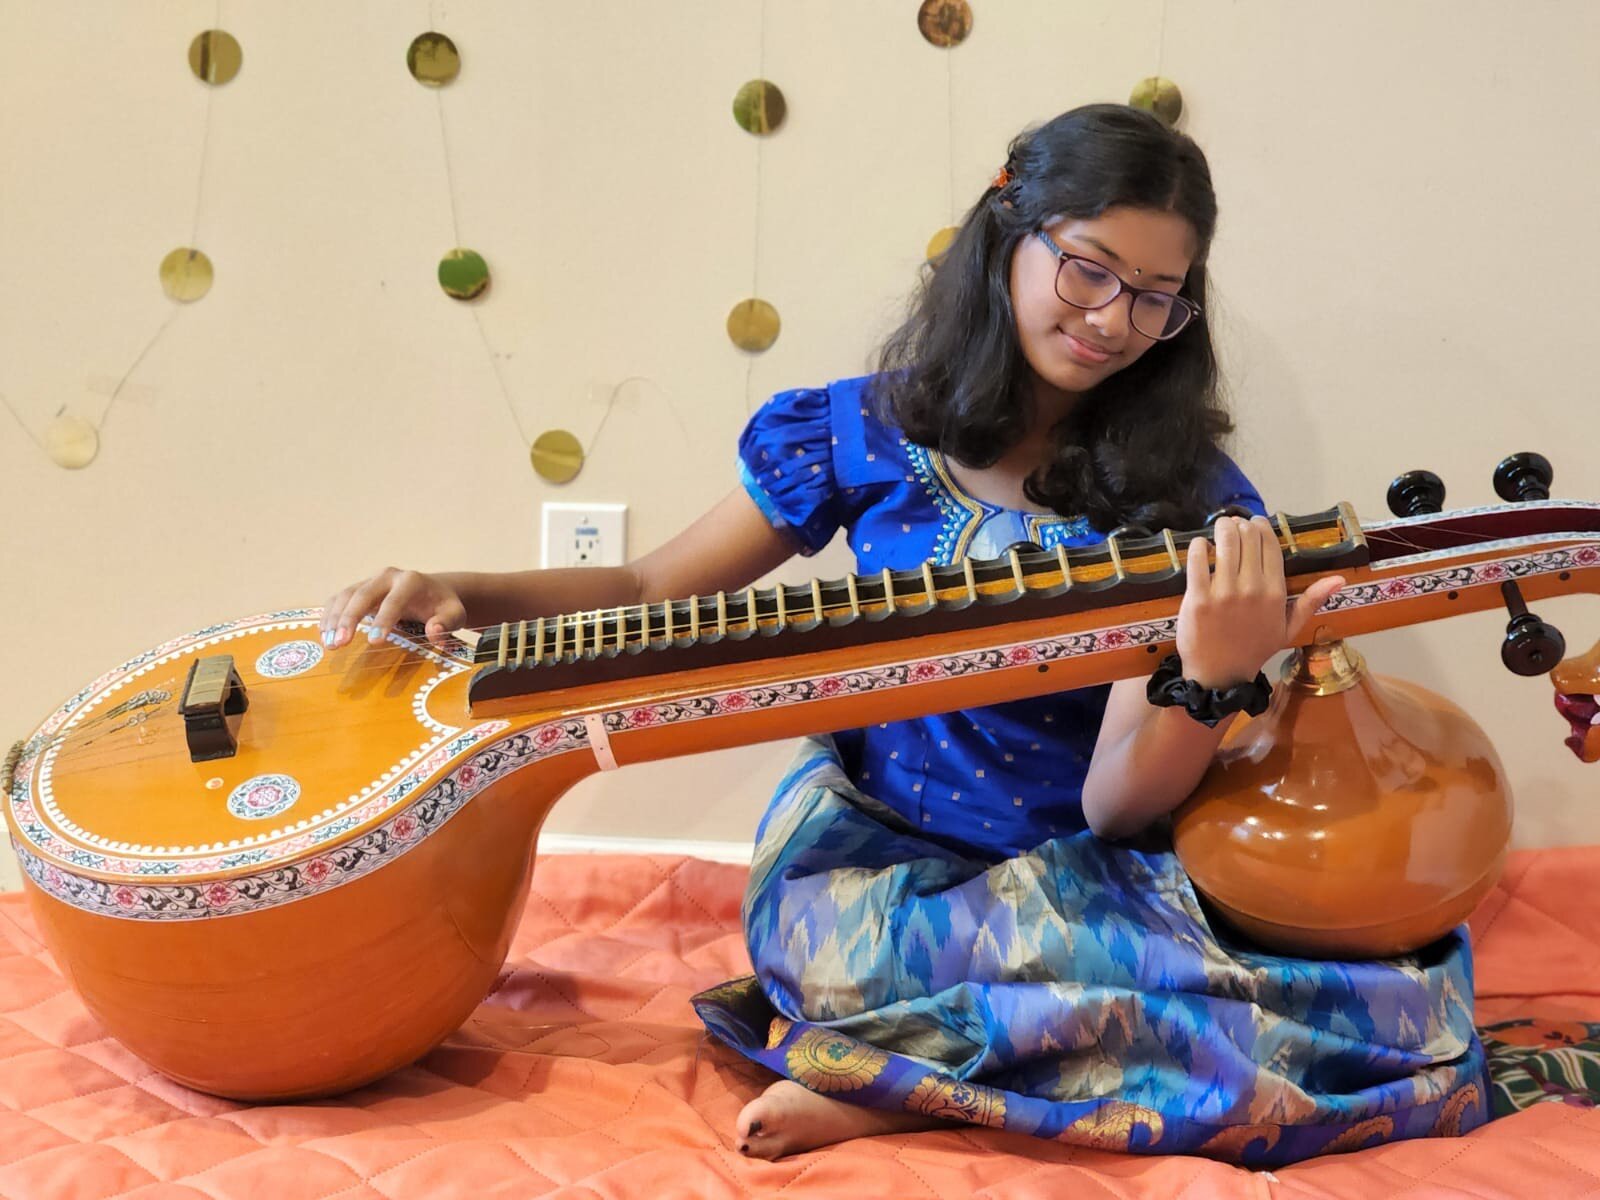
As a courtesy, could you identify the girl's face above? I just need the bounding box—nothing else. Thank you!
[1008,205,1199,410]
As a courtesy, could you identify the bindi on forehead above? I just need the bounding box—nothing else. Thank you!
[1072,234,1186,285]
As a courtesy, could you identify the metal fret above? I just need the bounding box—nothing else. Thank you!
[472,504,1374,683]
[1276,512,1297,552]
[1106,533,1128,581]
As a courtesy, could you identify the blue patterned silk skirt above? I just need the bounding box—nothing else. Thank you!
[692,736,1491,1166]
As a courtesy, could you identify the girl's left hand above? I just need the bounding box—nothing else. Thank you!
[1176,515,1346,688]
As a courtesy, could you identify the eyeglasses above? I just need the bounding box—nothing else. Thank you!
[1033,230,1201,341]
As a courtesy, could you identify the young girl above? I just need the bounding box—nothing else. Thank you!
[321,104,1487,1165]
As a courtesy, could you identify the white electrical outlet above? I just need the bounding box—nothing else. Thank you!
[540,502,627,569]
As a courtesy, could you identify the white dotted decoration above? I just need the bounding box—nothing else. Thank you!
[228,774,301,820]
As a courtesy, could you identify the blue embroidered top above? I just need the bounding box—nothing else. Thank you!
[737,374,1267,860]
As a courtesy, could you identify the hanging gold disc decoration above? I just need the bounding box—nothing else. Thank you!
[45,414,100,470]
[188,30,242,85]
[437,248,489,300]
[407,32,461,86]
[732,80,786,135]
[925,226,959,262]
[531,429,584,483]
[1130,76,1183,127]
[917,0,974,48]
[159,248,214,302]
[727,299,781,352]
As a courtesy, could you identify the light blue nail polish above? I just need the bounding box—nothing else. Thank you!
[321,630,334,648]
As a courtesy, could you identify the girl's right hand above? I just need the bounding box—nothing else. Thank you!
[319,568,468,651]
[1175,516,1344,688]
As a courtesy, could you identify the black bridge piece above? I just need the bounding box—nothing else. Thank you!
[180,654,250,762]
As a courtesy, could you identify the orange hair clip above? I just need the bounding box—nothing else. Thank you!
[991,165,1014,190]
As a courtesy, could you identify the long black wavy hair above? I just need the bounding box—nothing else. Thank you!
[871,103,1233,532]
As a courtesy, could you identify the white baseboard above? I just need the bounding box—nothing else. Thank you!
[537,833,754,865]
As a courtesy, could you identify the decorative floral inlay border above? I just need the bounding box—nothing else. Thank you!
[9,542,1596,921]
[10,611,500,876]
[14,721,586,920]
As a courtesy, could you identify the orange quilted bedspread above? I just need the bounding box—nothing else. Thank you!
[2,847,1598,1200]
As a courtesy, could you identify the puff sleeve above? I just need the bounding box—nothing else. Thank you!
[736,386,844,556]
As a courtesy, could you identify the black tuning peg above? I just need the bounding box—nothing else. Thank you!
[1500,581,1566,676]
[1386,470,1446,517]
[1493,452,1553,503]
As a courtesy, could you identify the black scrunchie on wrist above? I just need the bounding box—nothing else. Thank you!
[1146,653,1271,728]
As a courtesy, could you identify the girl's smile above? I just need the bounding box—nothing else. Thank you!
[1057,327,1118,365]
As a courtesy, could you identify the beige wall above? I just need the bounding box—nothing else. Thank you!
[3,1,1597,892]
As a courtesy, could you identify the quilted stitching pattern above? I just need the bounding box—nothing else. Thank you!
[0,850,1596,1199]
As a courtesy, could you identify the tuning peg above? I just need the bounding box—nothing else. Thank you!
[1386,470,1446,517]
[1500,581,1566,676]
[1493,452,1553,503]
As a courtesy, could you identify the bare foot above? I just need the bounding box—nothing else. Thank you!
[734,1078,945,1160]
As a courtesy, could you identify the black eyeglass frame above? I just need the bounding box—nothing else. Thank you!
[1033,229,1202,341]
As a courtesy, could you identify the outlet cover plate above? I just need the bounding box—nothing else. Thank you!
[540,502,627,569]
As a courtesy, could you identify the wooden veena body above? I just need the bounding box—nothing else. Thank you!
[4,497,1598,1100]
